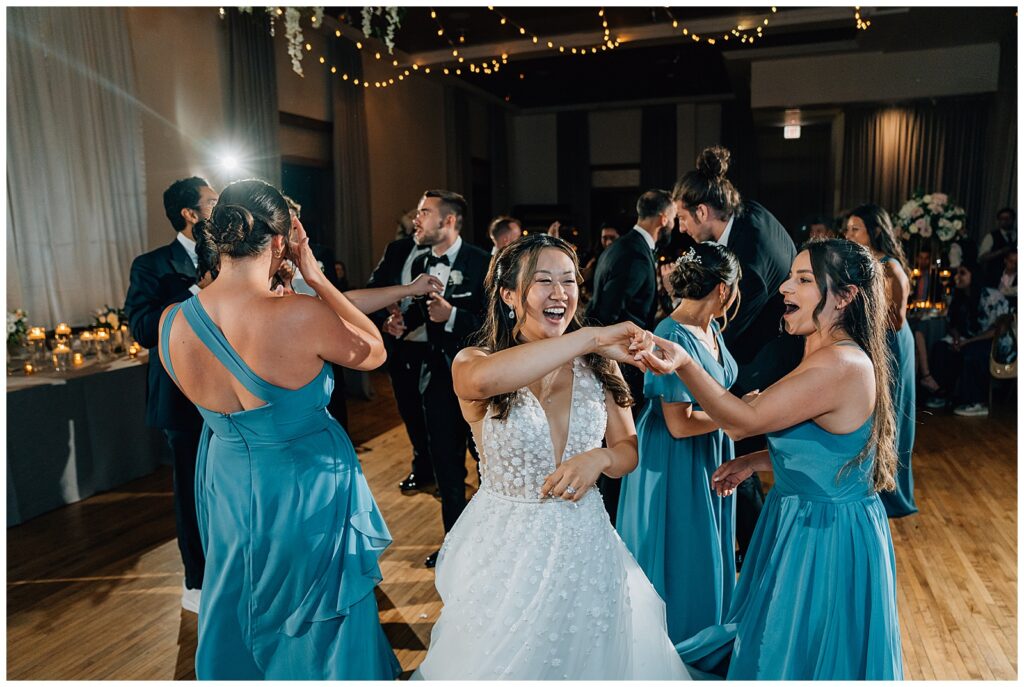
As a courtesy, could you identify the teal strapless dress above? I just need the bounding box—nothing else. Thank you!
[677,418,903,680]
[617,317,737,645]
[879,319,918,517]
[163,297,400,680]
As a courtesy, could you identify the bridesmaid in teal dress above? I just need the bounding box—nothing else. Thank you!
[846,204,918,517]
[640,238,903,680]
[617,242,741,644]
[158,180,400,680]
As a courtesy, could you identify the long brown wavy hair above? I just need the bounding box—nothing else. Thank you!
[476,233,633,421]
[804,238,897,492]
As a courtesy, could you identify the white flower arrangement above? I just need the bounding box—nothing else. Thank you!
[93,305,124,330]
[7,309,27,346]
[895,191,966,243]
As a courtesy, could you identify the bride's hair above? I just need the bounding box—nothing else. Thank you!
[476,234,633,421]
[804,237,897,493]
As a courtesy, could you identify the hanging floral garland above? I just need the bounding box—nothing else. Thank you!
[229,7,325,76]
[361,7,405,54]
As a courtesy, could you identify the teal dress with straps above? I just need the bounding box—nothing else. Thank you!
[677,415,903,679]
[162,297,400,680]
[878,254,918,517]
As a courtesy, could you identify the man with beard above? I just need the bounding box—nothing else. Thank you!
[386,190,489,568]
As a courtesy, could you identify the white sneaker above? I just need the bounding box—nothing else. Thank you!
[953,403,989,417]
[181,581,201,613]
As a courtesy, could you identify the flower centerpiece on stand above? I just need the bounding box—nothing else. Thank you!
[7,309,28,363]
[895,191,967,311]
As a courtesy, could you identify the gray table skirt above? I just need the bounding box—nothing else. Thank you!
[7,361,166,527]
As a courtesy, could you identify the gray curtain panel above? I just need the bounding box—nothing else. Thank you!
[329,39,373,286]
[224,8,281,187]
[840,97,990,238]
[7,7,147,326]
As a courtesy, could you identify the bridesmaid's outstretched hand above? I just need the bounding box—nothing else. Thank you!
[593,321,652,371]
[711,457,755,497]
[638,333,692,375]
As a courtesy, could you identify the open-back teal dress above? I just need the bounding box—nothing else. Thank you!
[677,416,903,680]
[163,297,400,680]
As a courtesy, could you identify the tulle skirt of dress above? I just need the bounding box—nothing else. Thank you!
[413,488,690,680]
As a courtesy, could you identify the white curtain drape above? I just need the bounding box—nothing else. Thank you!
[7,7,146,327]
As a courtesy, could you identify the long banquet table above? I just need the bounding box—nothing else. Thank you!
[6,353,167,526]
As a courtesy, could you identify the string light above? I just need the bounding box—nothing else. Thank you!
[485,6,621,55]
[664,6,775,45]
[854,6,872,30]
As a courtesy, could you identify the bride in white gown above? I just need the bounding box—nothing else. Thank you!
[413,234,689,680]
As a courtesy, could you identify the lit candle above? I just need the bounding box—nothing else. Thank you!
[55,322,71,337]
[127,343,140,359]
[52,342,71,372]
[23,362,34,375]
[72,352,84,367]
[26,327,46,342]
[95,329,110,342]
[78,330,94,342]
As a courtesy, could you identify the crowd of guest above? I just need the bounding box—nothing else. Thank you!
[122,143,1012,680]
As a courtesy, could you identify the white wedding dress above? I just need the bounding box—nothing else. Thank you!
[414,358,690,680]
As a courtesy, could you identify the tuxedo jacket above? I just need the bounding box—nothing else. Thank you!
[585,229,657,329]
[404,240,490,367]
[722,200,802,392]
[124,238,202,431]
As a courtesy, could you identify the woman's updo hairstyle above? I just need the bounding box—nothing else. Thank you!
[669,241,742,328]
[194,178,291,277]
[671,146,742,221]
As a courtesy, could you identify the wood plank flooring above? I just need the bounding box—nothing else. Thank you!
[6,371,1017,679]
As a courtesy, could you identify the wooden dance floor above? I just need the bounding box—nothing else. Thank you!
[6,371,1018,679]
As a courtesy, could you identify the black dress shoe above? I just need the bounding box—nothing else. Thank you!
[399,473,436,492]
[424,550,439,568]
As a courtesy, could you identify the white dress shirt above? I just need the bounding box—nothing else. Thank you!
[712,215,736,247]
[177,232,202,295]
[406,236,462,341]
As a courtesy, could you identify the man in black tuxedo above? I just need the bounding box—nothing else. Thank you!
[673,145,803,567]
[585,189,677,525]
[366,232,433,493]
[385,190,489,568]
[124,176,218,612]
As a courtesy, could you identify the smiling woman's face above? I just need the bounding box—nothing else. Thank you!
[505,247,580,341]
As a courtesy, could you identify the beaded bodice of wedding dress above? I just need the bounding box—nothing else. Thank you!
[413,357,690,680]
[477,357,607,502]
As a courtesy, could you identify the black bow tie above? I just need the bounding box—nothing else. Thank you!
[426,253,450,268]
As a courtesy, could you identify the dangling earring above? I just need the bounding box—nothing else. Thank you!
[508,307,516,319]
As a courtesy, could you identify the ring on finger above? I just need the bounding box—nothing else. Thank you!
[565,485,577,496]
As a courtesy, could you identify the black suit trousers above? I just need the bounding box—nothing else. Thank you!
[163,427,205,590]
[388,341,434,479]
[421,356,469,532]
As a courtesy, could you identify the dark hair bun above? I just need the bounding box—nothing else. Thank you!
[669,241,742,300]
[208,204,255,250]
[696,146,730,181]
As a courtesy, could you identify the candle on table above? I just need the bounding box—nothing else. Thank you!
[72,352,84,367]
[55,322,71,337]
[26,327,45,342]
[23,362,34,375]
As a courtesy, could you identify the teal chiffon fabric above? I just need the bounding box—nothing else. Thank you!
[164,298,400,680]
[617,317,737,644]
[879,320,918,517]
[677,418,903,680]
